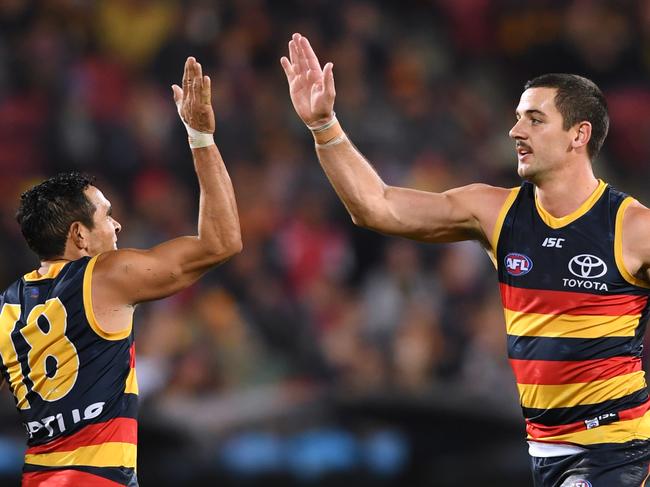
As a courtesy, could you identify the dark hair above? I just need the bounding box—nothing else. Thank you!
[16,172,96,260]
[524,73,609,160]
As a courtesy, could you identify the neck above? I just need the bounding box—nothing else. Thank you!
[38,246,87,275]
[38,258,70,276]
[533,162,598,218]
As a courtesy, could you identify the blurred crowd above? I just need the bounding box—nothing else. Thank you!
[2,0,650,479]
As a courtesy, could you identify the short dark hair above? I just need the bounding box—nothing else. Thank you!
[524,73,609,160]
[16,172,96,260]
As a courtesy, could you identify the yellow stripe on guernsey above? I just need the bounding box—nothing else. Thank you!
[82,254,132,341]
[518,370,646,409]
[531,410,650,444]
[535,179,607,229]
[505,309,640,338]
[125,367,138,395]
[615,197,650,289]
[25,442,137,468]
[487,187,520,267]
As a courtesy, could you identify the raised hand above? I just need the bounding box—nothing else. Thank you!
[172,57,215,134]
[281,33,336,128]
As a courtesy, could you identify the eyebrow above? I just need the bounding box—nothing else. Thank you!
[516,109,547,118]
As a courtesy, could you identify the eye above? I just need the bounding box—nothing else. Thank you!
[531,118,542,125]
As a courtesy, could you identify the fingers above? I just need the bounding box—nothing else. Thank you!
[182,57,195,103]
[280,56,294,80]
[288,36,298,66]
[201,75,211,105]
[289,38,303,75]
[293,34,309,75]
[300,36,322,74]
[192,60,203,105]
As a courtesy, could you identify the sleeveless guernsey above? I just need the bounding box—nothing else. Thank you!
[494,180,650,447]
[0,256,138,486]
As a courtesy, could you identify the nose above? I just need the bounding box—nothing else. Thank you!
[113,219,122,234]
[509,118,526,140]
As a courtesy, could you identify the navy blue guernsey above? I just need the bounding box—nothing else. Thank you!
[493,180,650,447]
[0,256,138,486]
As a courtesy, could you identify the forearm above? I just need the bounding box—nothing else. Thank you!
[192,144,242,260]
[314,133,388,227]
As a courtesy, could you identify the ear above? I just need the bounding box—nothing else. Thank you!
[69,221,88,251]
[571,121,592,152]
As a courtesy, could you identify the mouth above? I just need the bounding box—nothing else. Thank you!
[516,143,533,159]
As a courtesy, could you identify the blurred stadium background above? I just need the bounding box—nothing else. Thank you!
[1,0,650,485]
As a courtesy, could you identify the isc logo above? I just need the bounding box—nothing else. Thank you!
[542,237,565,248]
[504,253,533,276]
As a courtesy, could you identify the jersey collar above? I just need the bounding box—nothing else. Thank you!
[535,179,607,229]
[24,260,70,282]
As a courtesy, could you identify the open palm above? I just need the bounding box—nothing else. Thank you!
[281,33,336,127]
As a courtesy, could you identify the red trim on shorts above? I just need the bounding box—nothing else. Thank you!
[500,283,648,316]
[26,417,137,455]
[510,356,642,385]
[22,469,125,487]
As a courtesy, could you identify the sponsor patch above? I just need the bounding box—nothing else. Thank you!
[568,254,607,279]
[505,253,533,276]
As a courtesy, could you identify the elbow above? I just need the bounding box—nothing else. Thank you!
[220,233,243,260]
[203,232,242,266]
[350,212,371,228]
[349,186,389,230]
[228,236,243,256]
[349,202,385,231]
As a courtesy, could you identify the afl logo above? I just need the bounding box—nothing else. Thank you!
[571,481,592,487]
[568,254,607,279]
[505,253,533,276]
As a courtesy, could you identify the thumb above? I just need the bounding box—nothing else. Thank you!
[323,62,336,98]
[171,84,183,105]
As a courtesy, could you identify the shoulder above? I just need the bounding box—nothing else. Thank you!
[445,183,516,205]
[616,199,650,282]
[444,183,519,247]
[91,248,147,278]
[446,183,520,220]
[621,199,650,242]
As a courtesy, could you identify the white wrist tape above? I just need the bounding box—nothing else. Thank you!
[176,104,215,149]
[308,112,337,132]
[186,125,215,149]
[315,134,347,148]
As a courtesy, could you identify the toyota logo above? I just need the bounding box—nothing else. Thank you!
[568,254,607,279]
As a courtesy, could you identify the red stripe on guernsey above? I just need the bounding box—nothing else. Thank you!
[129,342,136,368]
[510,356,642,385]
[23,469,125,487]
[26,418,137,455]
[500,283,648,316]
[526,399,650,439]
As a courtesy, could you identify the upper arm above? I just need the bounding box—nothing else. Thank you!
[620,201,650,287]
[360,183,512,248]
[93,236,239,306]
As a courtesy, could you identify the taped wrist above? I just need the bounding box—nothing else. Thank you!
[186,125,215,149]
[176,105,215,148]
[309,115,344,145]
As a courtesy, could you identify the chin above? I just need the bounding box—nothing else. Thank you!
[517,163,538,182]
